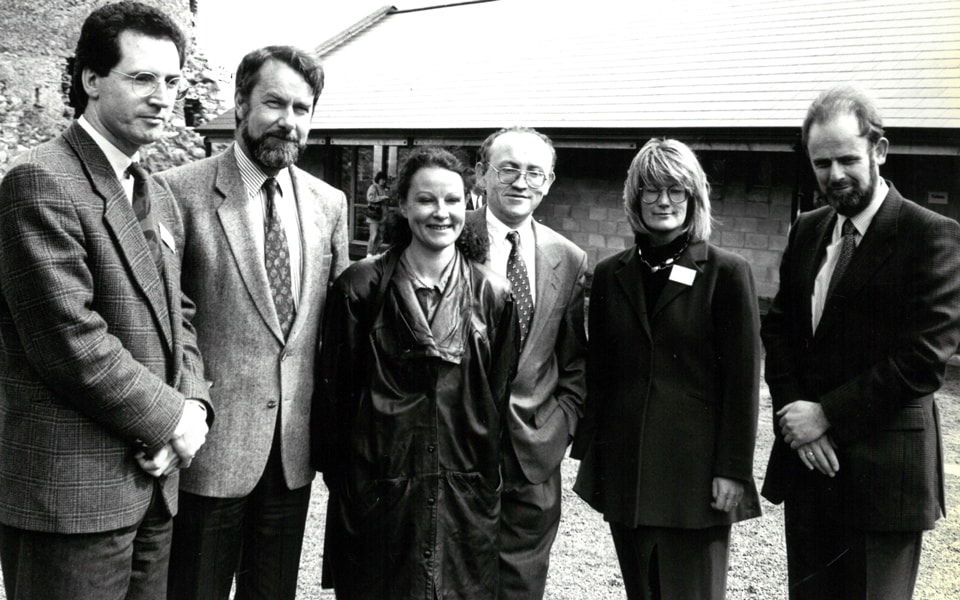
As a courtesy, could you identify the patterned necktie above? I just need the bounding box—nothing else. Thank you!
[126,162,162,267]
[263,177,296,338]
[507,231,534,346]
[826,218,857,300]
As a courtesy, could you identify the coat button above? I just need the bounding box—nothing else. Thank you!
[423,550,432,558]
[427,445,435,453]
[427,497,436,506]
[267,400,277,409]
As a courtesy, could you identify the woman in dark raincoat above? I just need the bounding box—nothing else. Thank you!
[313,147,519,599]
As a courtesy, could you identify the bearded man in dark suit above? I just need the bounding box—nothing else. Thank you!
[762,85,960,599]
[0,3,212,599]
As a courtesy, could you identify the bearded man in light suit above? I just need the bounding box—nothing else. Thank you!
[470,126,588,599]
[157,46,349,600]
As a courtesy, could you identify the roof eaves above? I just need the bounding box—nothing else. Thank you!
[314,5,397,57]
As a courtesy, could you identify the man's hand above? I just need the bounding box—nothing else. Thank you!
[777,400,830,448]
[711,477,744,512]
[796,435,840,477]
[170,400,209,468]
[136,443,180,478]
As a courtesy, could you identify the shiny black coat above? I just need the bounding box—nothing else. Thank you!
[313,247,519,599]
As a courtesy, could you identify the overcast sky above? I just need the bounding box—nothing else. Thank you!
[196,0,434,73]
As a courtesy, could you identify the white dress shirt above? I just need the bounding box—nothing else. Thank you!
[485,210,537,304]
[811,179,889,331]
[77,115,140,203]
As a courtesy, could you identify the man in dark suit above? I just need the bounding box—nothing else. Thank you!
[157,46,349,600]
[762,85,960,599]
[470,126,588,599]
[0,3,212,599]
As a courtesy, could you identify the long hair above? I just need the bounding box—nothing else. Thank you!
[623,138,713,242]
[384,147,489,262]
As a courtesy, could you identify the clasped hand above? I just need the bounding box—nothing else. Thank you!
[137,400,209,478]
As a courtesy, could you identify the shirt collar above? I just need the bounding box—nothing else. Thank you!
[838,178,889,238]
[485,208,535,248]
[77,115,140,182]
[234,144,292,199]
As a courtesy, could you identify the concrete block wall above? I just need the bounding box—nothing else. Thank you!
[538,175,795,301]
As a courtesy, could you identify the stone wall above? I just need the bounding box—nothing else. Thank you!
[0,0,228,177]
[539,171,794,300]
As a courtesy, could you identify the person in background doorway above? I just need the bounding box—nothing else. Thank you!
[366,170,390,256]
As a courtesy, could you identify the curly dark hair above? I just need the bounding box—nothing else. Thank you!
[69,1,187,116]
[384,147,489,263]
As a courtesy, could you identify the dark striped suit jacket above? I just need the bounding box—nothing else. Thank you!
[762,184,960,531]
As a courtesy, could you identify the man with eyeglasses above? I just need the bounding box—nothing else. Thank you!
[0,3,212,599]
[469,126,588,599]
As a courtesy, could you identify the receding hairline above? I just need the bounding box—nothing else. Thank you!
[486,130,556,168]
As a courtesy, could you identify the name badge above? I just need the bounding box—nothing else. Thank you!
[159,222,176,253]
[669,265,696,286]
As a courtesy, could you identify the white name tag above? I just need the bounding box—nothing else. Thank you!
[669,265,696,286]
[159,222,176,253]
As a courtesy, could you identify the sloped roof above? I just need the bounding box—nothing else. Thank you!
[200,0,960,138]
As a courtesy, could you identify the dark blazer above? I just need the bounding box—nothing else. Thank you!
[573,240,762,529]
[157,143,350,496]
[761,184,960,531]
[466,208,588,484]
[0,123,210,533]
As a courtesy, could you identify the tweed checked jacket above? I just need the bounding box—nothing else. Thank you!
[0,123,211,534]
[157,143,349,497]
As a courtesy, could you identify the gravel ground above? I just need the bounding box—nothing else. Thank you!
[2,367,958,599]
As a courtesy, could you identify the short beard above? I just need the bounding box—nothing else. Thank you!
[241,122,305,170]
[821,156,877,217]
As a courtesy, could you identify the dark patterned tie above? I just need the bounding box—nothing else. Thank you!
[126,162,162,267]
[263,177,296,338]
[826,218,857,300]
[507,231,534,346]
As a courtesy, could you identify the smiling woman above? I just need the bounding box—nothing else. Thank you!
[314,148,520,599]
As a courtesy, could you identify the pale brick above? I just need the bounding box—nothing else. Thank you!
[745,233,768,249]
[721,231,745,248]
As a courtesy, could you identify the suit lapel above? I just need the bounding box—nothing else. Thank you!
[650,240,706,317]
[287,166,324,344]
[802,211,837,339]
[524,222,561,359]
[614,250,652,339]
[816,192,899,337]
[66,124,174,353]
[214,145,285,342]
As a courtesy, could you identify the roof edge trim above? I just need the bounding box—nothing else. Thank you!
[314,5,397,57]
[393,0,499,15]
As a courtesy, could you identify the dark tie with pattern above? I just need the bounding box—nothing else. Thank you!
[263,177,296,338]
[826,218,857,300]
[126,162,162,267]
[507,231,534,346]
